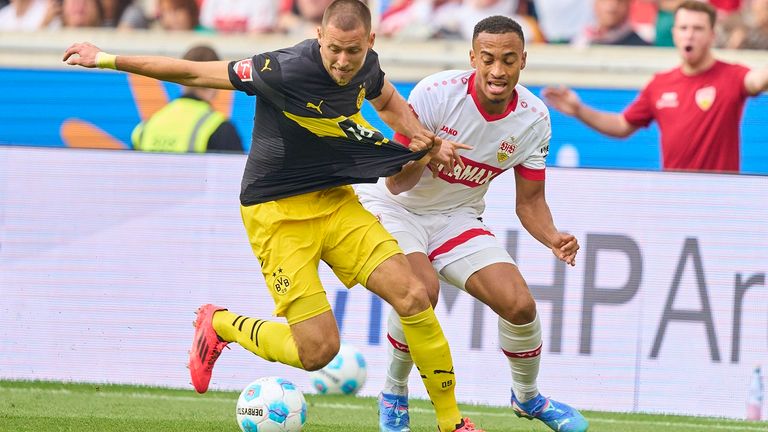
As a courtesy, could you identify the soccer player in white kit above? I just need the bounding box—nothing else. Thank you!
[355,16,589,432]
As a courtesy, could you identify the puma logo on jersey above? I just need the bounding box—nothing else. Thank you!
[260,58,272,72]
[306,100,324,114]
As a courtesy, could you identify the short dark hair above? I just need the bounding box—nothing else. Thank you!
[182,45,220,62]
[472,15,525,45]
[322,0,371,33]
[676,0,716,29]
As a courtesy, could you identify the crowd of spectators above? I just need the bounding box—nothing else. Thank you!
[0,0,765,49]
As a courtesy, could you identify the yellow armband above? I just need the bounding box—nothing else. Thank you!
[95,52,117,70]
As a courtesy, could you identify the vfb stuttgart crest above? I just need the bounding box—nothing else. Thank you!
[695,86,716,111]
[497,137,517,162]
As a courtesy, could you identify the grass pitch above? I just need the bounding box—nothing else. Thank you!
[0,380,762,432]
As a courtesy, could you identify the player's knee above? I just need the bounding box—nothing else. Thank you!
[502,293,537,325]
[390,276,431,317]
[300,339,340,371]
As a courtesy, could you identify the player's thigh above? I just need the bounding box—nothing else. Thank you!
[430,212,514,285]
[321,196,403,288]
[321,195,430,314]
[366,252,430,316]
[241,202,330,325]
[462,259,535,322]
[407,252,440,306]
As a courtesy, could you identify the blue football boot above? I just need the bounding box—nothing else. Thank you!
[511,391,589,432]
[378,392,411,432]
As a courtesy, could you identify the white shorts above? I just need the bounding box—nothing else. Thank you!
[360,196,515,289]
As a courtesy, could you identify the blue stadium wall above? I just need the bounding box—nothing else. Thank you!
[1,66,767,174]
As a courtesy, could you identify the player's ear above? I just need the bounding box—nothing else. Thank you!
[316,26,323,42]
[368,32,375,49]
[469,49,476,69]
[521,51,527,70]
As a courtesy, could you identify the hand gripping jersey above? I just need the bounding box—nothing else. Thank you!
[228,39,426,205]
[356,70,551,215]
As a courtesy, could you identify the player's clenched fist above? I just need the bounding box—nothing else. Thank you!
[408,130,441,154]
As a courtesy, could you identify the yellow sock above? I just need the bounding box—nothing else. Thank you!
[212,310,304,369]
[400,306,462,432]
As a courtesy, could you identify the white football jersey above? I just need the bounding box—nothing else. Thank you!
[356,69,551,215]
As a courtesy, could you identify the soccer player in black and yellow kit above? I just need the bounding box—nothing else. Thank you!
[63,1,480,431]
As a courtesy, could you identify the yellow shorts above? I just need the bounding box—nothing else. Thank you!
[241,185,402,324]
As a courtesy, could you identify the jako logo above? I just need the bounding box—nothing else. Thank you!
[440,125,458,136]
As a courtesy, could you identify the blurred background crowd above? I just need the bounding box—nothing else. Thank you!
[0,0,766,50]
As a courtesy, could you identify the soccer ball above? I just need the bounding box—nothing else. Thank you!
[236,376,307,432]
[308,342,367,395]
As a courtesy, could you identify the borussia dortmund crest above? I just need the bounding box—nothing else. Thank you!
[356,85,366,109]
[271,268,291,296]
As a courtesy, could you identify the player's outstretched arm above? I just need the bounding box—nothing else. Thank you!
[745,67,768,96]
[542,85,638,138]
[514,169,578,266]
[62,42,235,90]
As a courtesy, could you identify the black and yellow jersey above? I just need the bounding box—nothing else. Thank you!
[228,39,425,205]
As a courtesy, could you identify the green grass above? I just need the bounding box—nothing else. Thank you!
[0,380,762,432]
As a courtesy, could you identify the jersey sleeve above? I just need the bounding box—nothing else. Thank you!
[734,63,751,99]
[228,53,281,98]
[622,80,655,127]
[516,112,550,181]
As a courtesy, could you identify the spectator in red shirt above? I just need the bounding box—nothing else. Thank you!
[542,0,768,172]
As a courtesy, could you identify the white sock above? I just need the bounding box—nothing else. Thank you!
[499,314,542,403]
[382,308,412,396]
